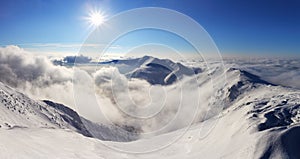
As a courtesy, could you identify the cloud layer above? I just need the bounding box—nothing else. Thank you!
[0,45,74,107]
[1,45,298,137]
[0,46,216,136]
[225,57,300,89]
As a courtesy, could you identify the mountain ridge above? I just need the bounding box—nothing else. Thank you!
[0,82,137,142]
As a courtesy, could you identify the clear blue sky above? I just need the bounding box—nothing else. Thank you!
[0,0,299,56]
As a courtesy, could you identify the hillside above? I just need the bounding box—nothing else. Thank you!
[0,56,299,158]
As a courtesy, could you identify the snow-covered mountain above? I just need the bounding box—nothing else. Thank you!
[0,82,138,142]
[0,55,300,158]
[103,55,201,85]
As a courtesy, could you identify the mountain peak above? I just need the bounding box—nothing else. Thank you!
[225,68,276,103]
[126,56,201,85]
[228,68,275,86]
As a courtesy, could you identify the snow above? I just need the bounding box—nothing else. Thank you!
[0,128,106,159]
[0,82,137,142]
[0,56,300,158]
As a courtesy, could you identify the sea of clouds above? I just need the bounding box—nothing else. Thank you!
[0,45,299,136]
[225,57,300,89]
[0,45,212,136]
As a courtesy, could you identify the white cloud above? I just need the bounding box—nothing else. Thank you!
[0,45,75,107]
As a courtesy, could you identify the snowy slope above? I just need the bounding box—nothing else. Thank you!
[0,82,137,142]
[104,68,300,158]
[0,56,300,158]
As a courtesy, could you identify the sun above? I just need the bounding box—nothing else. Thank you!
[87,10,106,27]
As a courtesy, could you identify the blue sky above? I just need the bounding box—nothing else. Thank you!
[0,0,299,56]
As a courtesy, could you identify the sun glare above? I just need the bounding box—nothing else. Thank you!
[87,10,106,27]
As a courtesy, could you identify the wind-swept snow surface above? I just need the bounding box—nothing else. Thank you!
[0,53,300,158]
[0,82,137,142]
